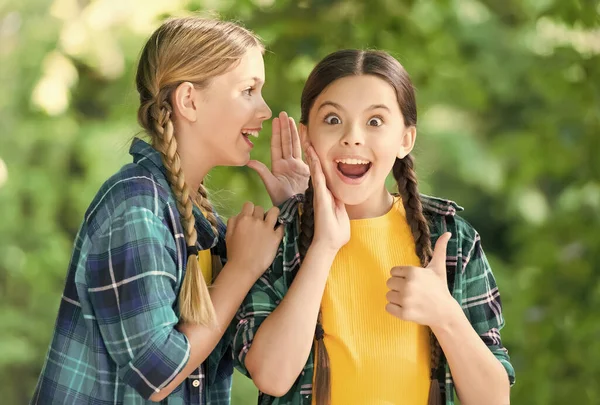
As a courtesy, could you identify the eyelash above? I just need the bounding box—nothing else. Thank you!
[323,114,384,126]
[243,87,254,96]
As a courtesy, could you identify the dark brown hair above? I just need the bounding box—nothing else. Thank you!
[298,49,439,404]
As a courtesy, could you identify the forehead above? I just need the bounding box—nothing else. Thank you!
[314,75,399,112]
[223,46,265,83]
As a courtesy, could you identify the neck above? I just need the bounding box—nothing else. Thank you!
[345,188,394,220]
[174,129,216,193]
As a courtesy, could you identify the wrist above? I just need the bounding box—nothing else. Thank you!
[431,297,464,335]
[308,241,340,259]
[219,260,257,289]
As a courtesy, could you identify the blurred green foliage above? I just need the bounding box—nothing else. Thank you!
[0,0,599,404]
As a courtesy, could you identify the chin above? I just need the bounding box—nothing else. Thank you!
[228,152,251,167]
[328,183,371,206]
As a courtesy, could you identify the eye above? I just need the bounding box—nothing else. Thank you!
[324,114,342,125]
[243,87,254,96]
[368,117,383,127]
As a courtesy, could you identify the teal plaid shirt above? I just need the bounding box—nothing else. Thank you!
[233,194,516,405]
[31,139,233,405]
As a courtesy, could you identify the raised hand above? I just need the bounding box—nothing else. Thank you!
[225,202,284,280]
[247,111,310,207]
[305,144,350,252]
[385,232,455,327]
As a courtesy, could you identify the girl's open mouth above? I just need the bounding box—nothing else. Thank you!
[335,158,372,183]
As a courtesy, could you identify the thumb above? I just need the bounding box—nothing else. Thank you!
[428,232,451,275]
[247,160,276,188]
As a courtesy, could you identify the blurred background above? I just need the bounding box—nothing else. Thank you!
[0,0,599,404]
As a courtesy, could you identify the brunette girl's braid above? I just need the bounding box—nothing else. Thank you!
[392,155,433,266]
[297,181,331,404]
[393,154,443,402]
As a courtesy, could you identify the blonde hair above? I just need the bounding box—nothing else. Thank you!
[136,17,263,326]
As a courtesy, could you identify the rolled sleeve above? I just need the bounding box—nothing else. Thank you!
[461,232,516,386]
[86,206,190,399]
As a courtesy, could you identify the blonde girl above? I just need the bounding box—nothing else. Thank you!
[31,17,307,404]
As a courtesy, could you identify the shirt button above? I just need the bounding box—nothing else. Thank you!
[192,380,200,388]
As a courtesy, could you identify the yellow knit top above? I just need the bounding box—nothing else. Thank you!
[197,249,212,286]
[197,210,213,285]
[315,198,431,404]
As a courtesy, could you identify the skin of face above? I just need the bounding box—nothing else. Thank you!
[302,74,416,218]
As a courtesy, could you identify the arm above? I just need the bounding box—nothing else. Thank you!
[150,262,256,401]
[244,243,336,396]
[88,203,282,402]
[152,202,284,401]
[86,206,195,401]
[436,232,514,405]
[432,303,511,405]
[235,144,349,397]
[386,231,514,405]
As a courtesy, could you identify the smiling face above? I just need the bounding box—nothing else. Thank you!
[190,46,272,166]
[303,74,416,207]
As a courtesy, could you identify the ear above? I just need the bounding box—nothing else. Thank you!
[397,125,417,159]
[172,82,198,123]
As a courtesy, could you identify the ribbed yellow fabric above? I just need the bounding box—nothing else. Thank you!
[197,210,212,286]
[197,249,212,286]
[315,198,431,404]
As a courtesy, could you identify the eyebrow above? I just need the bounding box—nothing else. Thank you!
[241,76,264,85]
[317,101,345,113]
[368,104,390,112]
[316,101,390,113]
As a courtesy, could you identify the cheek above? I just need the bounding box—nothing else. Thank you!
[373,133,403,163]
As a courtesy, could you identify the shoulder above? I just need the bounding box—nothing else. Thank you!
[421,194,481,255]
[83,163,174,237]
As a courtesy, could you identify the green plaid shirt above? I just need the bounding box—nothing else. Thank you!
[233,194,516,405]
[31,139,233,405]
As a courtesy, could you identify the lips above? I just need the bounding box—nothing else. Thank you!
[335,157,372,179]
[241,128,260,148]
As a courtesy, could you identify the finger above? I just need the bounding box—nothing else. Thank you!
[271,117,282,162]
[226,215,237,235]
[264,206,281,227]
[334,197,348,217]
[385,303,405,320]
[385,290,404,306]
[241,201,255,216]
[306,146,326,193]
[274,224,284,241]
[279,111,292,159]
[428,232,452,271]
[299,123,308,155]
[390,266,412,278]
[386,276,406,292]
[289,117,302,159]
[253,205,265,219]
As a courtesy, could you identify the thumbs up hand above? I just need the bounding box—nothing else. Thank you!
[385,232,456,328]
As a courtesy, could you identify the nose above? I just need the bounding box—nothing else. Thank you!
[340,124,365,146]
[257,96,272,121]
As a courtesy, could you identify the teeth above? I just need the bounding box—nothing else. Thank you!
[335,158,370,165]
[242,130,260,138]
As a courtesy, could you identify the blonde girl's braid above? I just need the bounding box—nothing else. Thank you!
[135,17,263,326]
